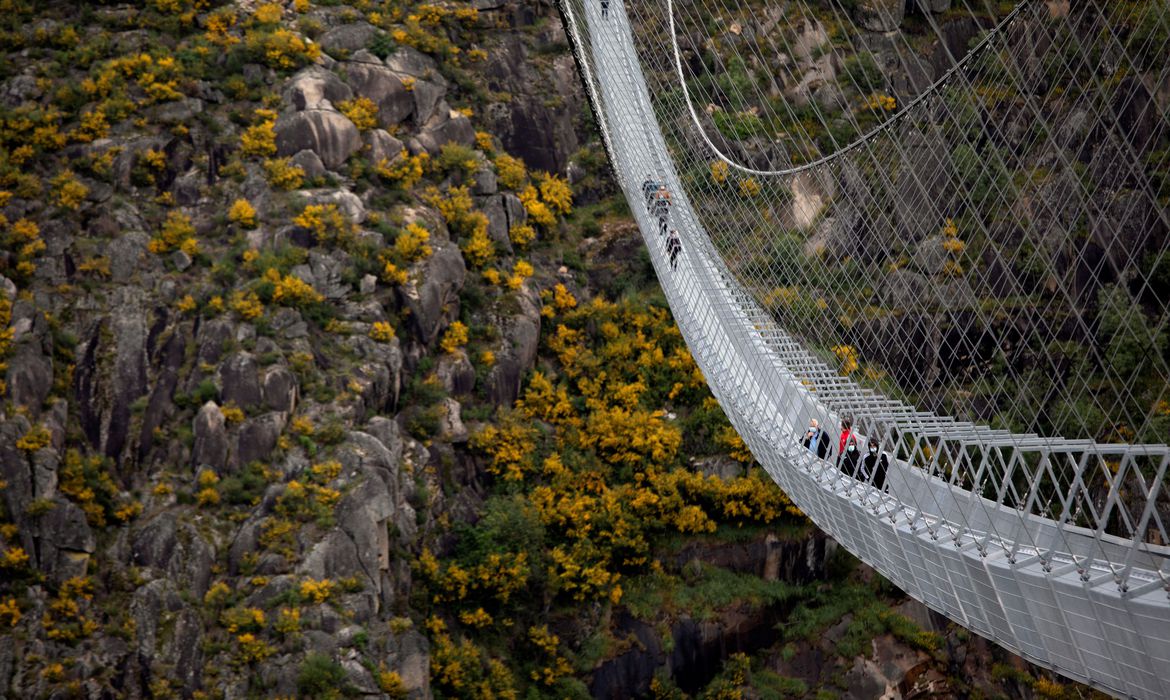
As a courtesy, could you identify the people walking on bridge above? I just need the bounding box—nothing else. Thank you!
[861,437,889,491]
[840,435,860,478]
[666,229,682,271]
[642,175,658,206]
[802,418,831,460]
[600,0,609,18]
[836,417,854,468]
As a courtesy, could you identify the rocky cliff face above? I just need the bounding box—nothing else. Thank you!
[0,0,596,696]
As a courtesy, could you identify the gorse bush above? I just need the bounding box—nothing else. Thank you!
[432,294,804,634]
[495,153,527,190]
[338,96,378,130]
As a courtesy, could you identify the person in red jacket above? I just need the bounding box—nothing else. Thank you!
[836,417,853,466]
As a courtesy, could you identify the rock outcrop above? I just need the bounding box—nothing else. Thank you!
[275,110,362,171]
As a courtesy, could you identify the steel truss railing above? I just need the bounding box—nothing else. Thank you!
[558,0,1170,696]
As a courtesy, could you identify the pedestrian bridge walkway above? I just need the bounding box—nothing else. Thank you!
[559,0,1170,696]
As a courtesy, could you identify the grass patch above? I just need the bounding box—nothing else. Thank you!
[623,564,808,622]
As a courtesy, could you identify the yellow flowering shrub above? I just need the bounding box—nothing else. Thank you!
[832,344,859,375]
[275,607,301,637]
[716,425,753,463]
[537,172,572,216]
[263,157,305,190]
[300,578,335,603]
[16,424,51,453]
[235,633,275,664]
[73,109,110,143]
[375,150,429,189]
[382,260,409,285]
[221,404,245,424]
[252,2,282,24]
[508,223,535,248]
[231,290,264,320]
[426,617,517,698]
[77,256,111,278]
[710,160,729,184]
[244,28,321,70]
[240,110,277,157]
[519,185,555,228]
[552,284,577,311]
[0,547,29,570]
[494,153,527,190]
[440,321,468,354]
[220,606,265,634]
[228,199,257,228]
[395,223,433,263]
[204,8,240,46]
[55,449,123,527]
[863,92,897,111]
[528,625,573,686]
[3,217,44,279]
[338,96,379,130]
[506,260,533,290]
[294,203,355,248]
[377,669,407,697]
[204,581,232,606]
[425,186,494,265]
[738,177,761,198]
[43,576,98,642]
[271,272,324,307]
[148,210,198,255]
[469,413,538,481]
[51,170,89,210]
[369,321,396,342]
[142,149,167,171]
[461,222,494,267]
[459,607,493,628]
[0,598,20,627]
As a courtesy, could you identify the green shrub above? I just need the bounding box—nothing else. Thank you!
[220,463,269,506]
[296,653,347,698]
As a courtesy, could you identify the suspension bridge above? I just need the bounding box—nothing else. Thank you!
[559,0,1170,696]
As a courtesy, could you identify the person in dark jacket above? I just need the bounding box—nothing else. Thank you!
[601,0,609,18]
[666,229,682,271]
[642,175,657,205]
[861,437,889,491]
[840,435,860,478]
[801,418,832,460]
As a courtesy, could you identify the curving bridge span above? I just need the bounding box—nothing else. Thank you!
[558,0,1170,697]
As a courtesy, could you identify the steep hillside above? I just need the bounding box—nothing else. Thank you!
[0,1,1106,699]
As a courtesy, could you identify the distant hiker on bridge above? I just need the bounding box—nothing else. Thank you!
[840,435,860,478]
[666,228,682,271]
[861,437,889,492]
[600,0,609,18]
[802,418,832,460]
[653,185,671,235]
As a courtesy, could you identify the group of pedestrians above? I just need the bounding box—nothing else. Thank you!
[642,174,682,271]
[801,416,889,492]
